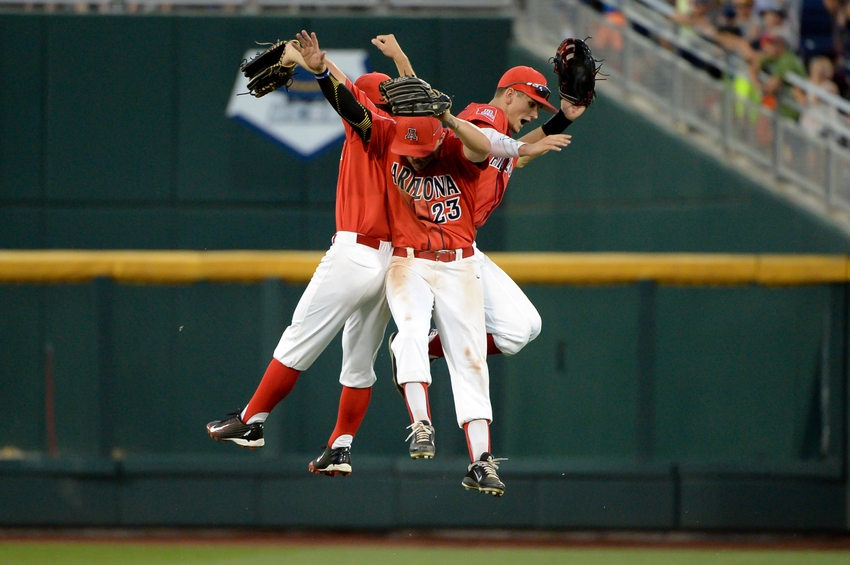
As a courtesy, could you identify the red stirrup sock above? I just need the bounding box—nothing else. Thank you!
[241,359,300,423]
[429,332,502,358]
[486,334,503,356]
[427,332,444,359]
[328,386,373,448]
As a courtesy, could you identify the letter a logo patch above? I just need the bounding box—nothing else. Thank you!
[405,128,419,141]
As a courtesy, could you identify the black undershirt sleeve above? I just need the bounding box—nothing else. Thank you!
[541,109,573,135]
[316,72,373,144]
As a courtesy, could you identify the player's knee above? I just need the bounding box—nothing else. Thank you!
[340,372,377,388]
[494,310,541,356]
[527,309,542,343]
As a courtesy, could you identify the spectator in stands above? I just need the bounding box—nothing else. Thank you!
[728,0,763,43]
[749,29,807,117]
[716,0,802,67]
[669,0,732,76]
[670,0,723,40]
[794,55,841,136]
[758,0,799,50]
[712,0,759,53]
[595,3,628,52]
[823,0,850,96]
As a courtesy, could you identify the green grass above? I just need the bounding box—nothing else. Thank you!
[1,543,850,565]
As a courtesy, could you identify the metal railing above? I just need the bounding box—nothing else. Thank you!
[519,0,850,213]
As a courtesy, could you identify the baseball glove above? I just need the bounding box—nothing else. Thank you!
[240,39,298,98]
[551,38,600,106]
[378,76,452,117]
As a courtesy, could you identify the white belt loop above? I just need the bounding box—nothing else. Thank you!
[406,247,414,259]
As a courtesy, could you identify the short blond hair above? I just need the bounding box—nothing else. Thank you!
[809,56,834,79]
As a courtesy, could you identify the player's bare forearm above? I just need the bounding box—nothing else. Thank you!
[324,59,349,83]
[393,54,415,77]
[518,127,546,144]
[440,112,490,162]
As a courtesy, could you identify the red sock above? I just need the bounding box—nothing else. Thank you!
[328,386,372,446]
[427,332,444,359]
[242,359,300,422]
[486,334,502,356]
[429,333,502,358]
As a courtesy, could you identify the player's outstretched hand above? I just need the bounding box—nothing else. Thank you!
[560,99,587,121]
[294,30,327,74]
[519,133,572,158]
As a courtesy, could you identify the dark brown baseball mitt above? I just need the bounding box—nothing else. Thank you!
[551,38,601,106]
[378,76,452,117]
[240,39,299,98]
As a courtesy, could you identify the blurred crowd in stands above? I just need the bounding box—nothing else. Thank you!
[662,0,849,133]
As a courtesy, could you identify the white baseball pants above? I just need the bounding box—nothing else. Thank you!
[386,254,492,426]
[273,231,393,388]
[476,247,542,356]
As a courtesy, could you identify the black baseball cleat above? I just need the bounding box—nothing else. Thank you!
[206,412,264,448]
[462,452,507,496]
[308,445,352,477]
[388,330,439,397]
[406,420,436,459]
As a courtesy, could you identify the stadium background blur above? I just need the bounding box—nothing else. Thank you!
[0,1,849,538]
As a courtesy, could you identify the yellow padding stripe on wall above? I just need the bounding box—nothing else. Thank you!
[0,251,846,285]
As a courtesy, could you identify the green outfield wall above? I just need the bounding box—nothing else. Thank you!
[0,14,847,531]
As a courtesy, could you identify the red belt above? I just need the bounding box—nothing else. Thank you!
[392,247,475,262]
[333,233,384,250]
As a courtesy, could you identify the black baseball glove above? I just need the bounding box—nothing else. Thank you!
[379,76,452,117]
[240,39,298,98]
[551,38,601,106]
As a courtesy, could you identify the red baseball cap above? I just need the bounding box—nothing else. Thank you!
[497,66,557,113]
[354,72,391,106]
[391,116,444,158]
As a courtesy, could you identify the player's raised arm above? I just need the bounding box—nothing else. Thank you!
[479,128,572,160]
[371,34,416,77]
[437,110,491,163]
[297,30,374,144]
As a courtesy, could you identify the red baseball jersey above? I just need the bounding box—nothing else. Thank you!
[457,103,517,228]
[370,118,485,250]
[333,78,393,241]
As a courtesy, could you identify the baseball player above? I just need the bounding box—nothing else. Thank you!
[419,68,586,362]
[290,34,572,479]
[372,39,585,469]
[297,30,540,495]
[206,41,409,478]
